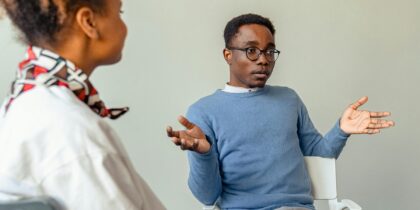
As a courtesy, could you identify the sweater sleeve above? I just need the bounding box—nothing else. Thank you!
[186,104,222,205]
[296,93,350,159]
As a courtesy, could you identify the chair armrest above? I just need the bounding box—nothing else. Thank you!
[203,205,220,210]
[0,196,58,210]
[339,199,362,210]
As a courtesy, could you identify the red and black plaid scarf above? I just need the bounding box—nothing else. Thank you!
[3,46,128,119]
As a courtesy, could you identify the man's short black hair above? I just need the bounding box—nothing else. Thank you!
[224,13,276,48]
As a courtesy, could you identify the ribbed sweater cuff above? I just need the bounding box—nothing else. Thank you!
[335,119,351,139]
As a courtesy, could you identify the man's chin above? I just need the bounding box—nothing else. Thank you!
[249,81,267,88]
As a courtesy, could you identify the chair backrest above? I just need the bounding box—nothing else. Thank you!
[0,197,58,210]
[304,156,337,200]
[204,157,348,210]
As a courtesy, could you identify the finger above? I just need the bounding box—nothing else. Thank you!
[370,111,391,118]
[381,121,395,127]
[166,126,181,138]
[370,119,388,124]
[350,96,368,110]
[363,129,380,134]
[371,119,395,126]
[178,115,195,130]
[179,138,197,151]
[171,137,181,146]
[180,139,188,150]
[166,126,174,137]
[192,139,199,151]
[368,123,390,129]
[367,123,379,129]
[388,121,395,126]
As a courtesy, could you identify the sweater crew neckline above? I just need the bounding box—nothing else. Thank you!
[215,85,270,98]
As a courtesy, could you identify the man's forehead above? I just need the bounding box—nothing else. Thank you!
[232,24,275,46]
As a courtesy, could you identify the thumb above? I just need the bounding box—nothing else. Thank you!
[177,115,195,130]
[342,96,368,119]
[350,96,368,110]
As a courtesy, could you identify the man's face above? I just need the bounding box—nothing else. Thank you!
[224,24,276,88]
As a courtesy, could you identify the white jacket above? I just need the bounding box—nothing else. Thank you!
[0,85,165,210]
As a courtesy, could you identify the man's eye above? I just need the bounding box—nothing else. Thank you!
[247,48,258,54]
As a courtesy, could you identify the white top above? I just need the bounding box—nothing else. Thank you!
[0,86,165,210]
[222,83,261,93]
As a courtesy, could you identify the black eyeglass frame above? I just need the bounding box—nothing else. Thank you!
[227,47,281,62]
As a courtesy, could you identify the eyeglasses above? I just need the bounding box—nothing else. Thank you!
[228,47,280,62]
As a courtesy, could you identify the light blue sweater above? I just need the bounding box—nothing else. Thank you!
[186,86,350,210]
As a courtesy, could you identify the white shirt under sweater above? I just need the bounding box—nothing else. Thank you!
[222,83,261,93]
[0,85,165,210]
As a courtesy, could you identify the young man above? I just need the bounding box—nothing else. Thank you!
[167,14,394,210]
[0,0,165,209]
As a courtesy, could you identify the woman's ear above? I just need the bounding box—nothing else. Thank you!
[75,7,99,39]
[223,48,232,65]
[0,8,5,19]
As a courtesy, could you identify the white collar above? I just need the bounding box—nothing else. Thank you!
[222,83,261,93]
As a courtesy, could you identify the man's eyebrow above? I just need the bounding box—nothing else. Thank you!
[242,41,259,46]
[241,41,276,49]
[266,42,276,48]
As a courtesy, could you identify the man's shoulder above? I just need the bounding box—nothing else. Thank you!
[268,85,297,95]
[185,90,228,121]
[189,89,223,108]
[264,85,303,105]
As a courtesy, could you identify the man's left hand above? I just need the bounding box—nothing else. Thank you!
[340,96,395,135]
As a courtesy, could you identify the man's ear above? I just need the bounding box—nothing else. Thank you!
[75,7,99,39]
[223,48,232,65]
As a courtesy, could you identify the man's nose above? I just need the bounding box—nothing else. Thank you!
[256,52,269,65]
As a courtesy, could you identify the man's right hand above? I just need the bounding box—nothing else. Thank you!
[166,116,211,154]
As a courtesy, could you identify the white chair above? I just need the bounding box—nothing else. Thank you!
[203,156,362,210]
[304,156,361,210]
[0,197,58,210]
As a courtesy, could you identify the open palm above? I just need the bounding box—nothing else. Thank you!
[166,116,211,154]
[340,96,394,134]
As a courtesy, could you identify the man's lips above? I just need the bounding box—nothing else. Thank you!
[252,70,271,79]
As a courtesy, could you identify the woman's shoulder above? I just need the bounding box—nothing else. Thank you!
[5,85,97,123]
[0,85,126,180]
[0,85,118,150]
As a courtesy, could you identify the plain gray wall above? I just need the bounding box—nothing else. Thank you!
[1,0,419,209]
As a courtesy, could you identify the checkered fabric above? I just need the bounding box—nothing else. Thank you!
[4,46,129,119]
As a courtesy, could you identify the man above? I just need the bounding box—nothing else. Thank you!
[167,14,394,210]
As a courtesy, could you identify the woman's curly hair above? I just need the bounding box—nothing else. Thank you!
[0,0,106,45]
